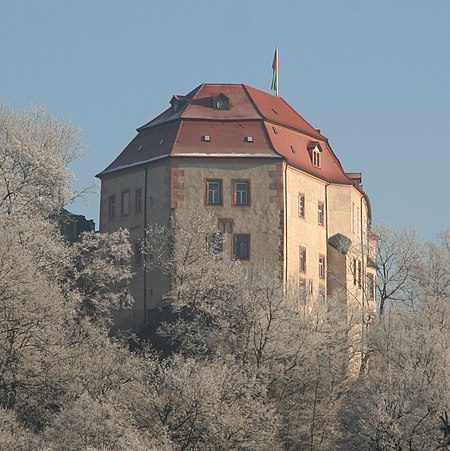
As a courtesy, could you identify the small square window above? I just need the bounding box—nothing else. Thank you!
[206,180,222,205]
[234,234,250,260]
[218,218,233,233]
[233,180,250,206]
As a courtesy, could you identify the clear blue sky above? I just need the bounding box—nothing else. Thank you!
[1,1,449,242]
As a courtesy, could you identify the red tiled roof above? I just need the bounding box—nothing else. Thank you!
[172,121,276,158]
[99,122,180,175]
[97,83,354,185]
[243,85,325,139]
[264,124,351,184]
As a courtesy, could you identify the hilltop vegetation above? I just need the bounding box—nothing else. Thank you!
[0,105,448,450]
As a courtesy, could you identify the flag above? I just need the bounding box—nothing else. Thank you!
[271,47,278,95]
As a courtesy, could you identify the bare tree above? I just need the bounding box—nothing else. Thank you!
[374,224,421,315]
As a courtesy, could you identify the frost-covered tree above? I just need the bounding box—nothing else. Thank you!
[0,104,82,215]
[69,229,134,324]
[339,231,450,449]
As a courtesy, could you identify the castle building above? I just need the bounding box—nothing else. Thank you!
[97,83,376,329]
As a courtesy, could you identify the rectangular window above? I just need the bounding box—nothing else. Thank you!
[299,278,307,298]
[308,279,314,294]
[121,190,130,216]
[318,202,324,225]
[207,233,223,255]
[357,260,362,287]
[319,255,325,279]
[298,194,305,218]
[312,149,321,167]
[108,195,116,218]
[366,274,375,299]
[357,206,361,237]
[135,189,143,213]
[234,234,250,260]
[353,258,357,285]
[206,180,222,205]
[352,203,356,234]
[233,180,250,206]
[218,218,233,233]
[299,246,306,272]
[134,241,142,265]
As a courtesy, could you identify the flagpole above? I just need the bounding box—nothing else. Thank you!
[276,46,279,96]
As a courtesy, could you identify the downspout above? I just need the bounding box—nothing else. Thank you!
[143,166,149,325]
[359,194,365,306]
[325,182,330,296]
[283,162,288,285]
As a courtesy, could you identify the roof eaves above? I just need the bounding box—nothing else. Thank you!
[96,154,170,178]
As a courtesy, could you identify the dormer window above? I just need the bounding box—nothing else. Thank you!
[244,136,254,143]
[202,135,211,142]
[212,93,229,110]
[158,138,165,147]
[307,142,322,168]
[313,149,320,167]
[170,95,188,114]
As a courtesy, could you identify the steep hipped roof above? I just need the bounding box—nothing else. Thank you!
[97,83,354,185]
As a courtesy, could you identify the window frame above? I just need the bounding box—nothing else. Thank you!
[366,273,375,299]
[121,190,130,216]
[298,194,305,218]
[357,260,362,287]
[218,218,233,234]
[319,255,326,279]
[233,234,250,261]
[312,148,321,167]
[205,179,223,206]
[299,246,306,273]
[108,195,116,219]
[232,179,250,206]
[135,188,143,213]
[318,201,324,226]
[134,241,142,265]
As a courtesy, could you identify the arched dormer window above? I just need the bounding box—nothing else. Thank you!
[212,93,229,110]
